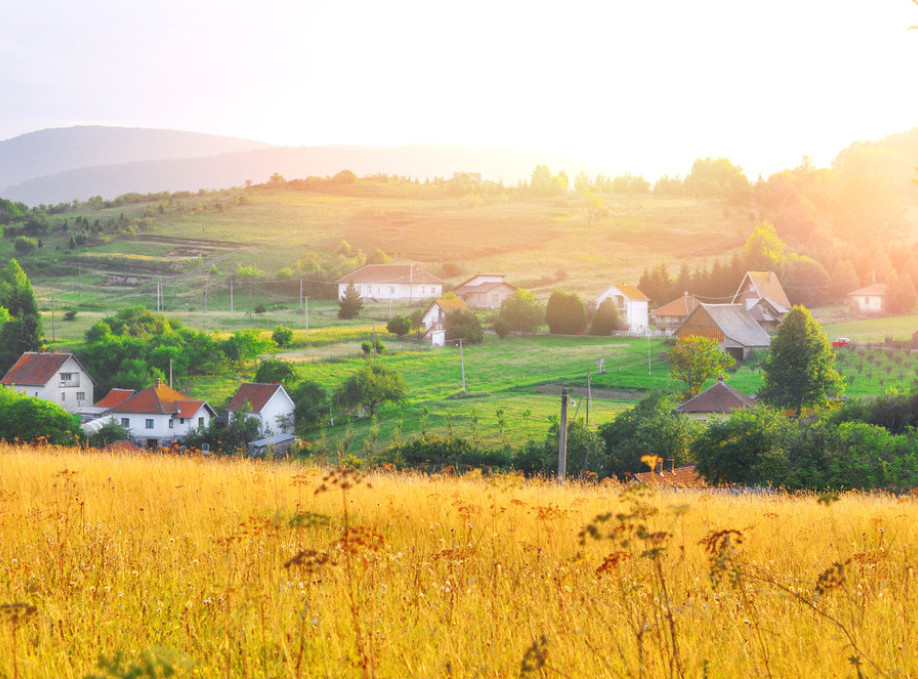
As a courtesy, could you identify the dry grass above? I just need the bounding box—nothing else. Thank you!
[1,444,916,677]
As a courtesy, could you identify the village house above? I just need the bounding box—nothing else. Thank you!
[676,303,771,361]
[1,351,95,414]
[673,376,757,421]
[226,382,296,434]
[732,271,791,332]
[336,264,443,302]
[453,273,516,309]
[847,283,887,314]
[650,293,700,336]
[93,378,215,448]
[596,283,650,335]
[421,297,469,346]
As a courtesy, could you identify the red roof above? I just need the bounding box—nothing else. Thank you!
[107,379,212,417]
[226,383,286,413]
[674,379,756,414]
[651,294,699,318]
[1,352,93,387]
[93,388,136,409]
[633,462,705,488]
[847,283,888,297]
[336,264,443,286]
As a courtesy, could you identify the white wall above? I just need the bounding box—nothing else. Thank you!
[7,356,94,414]
[338,282,442,301]
[111,406,212,444]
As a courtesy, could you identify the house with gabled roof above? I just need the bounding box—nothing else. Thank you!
[676,303,771,361]
[596,283,650,334]
[732,271,790,332]
[336,264,443,302]
[421,297,469,346]
[1,351,95,414]
[98,378,215,448]
[674,376,757,421]
[454,273,517,309]
[633,461,705,488]
[226,382,295,435]
[847,283,887,314]
[650,293,700,335]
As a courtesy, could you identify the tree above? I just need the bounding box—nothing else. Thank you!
[271,325,294,347]
[291,379,328,430]
[670,336,734,397]
[444,309,484,344]
[684,157,751,203]
[498,289,544,333]
[334,363,406,417]
[589,299,626,335]
[545,291,588,334]
[0,388,82,446]
[332,169,357,184]
[386,315,412,336]
[0,259,43,374]
[254,359,298,389]
[14,236,37,255]
[337,282,363,319]
[88,418,132,448]
[758,306,844,416]
[222,329,275,368]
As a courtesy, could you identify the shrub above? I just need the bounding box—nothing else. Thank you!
[444,309,484,344]
[271,325,294,347]
[14,236,37,255]
[545,290,588,334]
[386,315,412,336]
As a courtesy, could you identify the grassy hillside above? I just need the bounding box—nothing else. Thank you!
[2,445,916,678]
[5,182,755,312]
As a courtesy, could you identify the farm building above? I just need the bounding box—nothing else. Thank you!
[596,283,650,335]
[453,274,517,309]
[847,283,888,314]
[676,303,771,361]
[673,376,757,421]
[336,264,443,302]
[226,382,295,435]
[650,293,700,335]
[1,351,95,414]
[732,271,790,332]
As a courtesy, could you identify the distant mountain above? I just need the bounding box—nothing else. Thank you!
[1,126,606,206]
[0,126,274,202]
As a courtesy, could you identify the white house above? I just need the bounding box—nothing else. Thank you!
[847,283,887,314]
[1,351,96,414]
[421,297,469,333]
[336,264,443,302]
[226,382,295,435]
[453,273,517,309]
[732,271,791,332]
[96,379,215,448]
[596,283,650,334]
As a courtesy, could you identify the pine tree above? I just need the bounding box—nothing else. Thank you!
[337,282,364,319]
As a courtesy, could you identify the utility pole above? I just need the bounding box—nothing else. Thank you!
[459,338,466,391]
[299,278,303,309]
[230,279,234,312]
[558,388,569,484]
[50,296,55,343]
[204,280,208,314]
[304,296,309,337]
[647,334,652,376]
[372,324,377,361]
[585,369,591,430]
[248,278,253,318]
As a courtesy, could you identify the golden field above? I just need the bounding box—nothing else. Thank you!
[0,444,916,678]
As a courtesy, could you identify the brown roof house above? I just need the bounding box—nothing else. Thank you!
[596,283,650,334]
[847,283,887,314]
[676,303,771,361]
[650,293,700,335]
[732,271,791,332]
[454,274,517,309]
[94,379,215,448]
[1,351,95,414]
[336,264,443,302]
[421,297,469,346]
[674,376,757,421]
[226,382,295,434]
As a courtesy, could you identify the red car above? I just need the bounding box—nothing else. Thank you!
[831,337,852,348]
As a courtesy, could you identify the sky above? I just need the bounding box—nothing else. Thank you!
[1,0,917,180]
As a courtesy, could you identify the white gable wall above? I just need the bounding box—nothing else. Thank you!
[337,282,442,301]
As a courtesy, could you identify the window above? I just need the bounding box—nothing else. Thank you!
[198,417,204,427]
[76,392,85,401]
[145,419,154,429]
[61,393,66,401]
[180,418,185,424]
[168,419,174,429]
[121,418,130,428]
[60,373,73,381]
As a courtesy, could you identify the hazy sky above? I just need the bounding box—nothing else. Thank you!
[2,1,916,180]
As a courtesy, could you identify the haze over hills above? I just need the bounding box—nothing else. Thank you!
[2,125,917,207]
[0,127,599,206]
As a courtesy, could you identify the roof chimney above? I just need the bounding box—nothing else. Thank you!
[717,374,725,382]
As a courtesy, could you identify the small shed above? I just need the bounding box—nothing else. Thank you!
[248,433,300,457]
[673,377,757,421]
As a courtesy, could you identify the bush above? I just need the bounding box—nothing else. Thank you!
[589,298,626,335]
[444,309,484,344]
[14,236,37,255]
[386,315,412,336]
[271,325,294,347]
[254,359,298,388]
[493,317,512,339]
[498,289,544,333]
[361,339,386,354]
[63,310,78,321]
